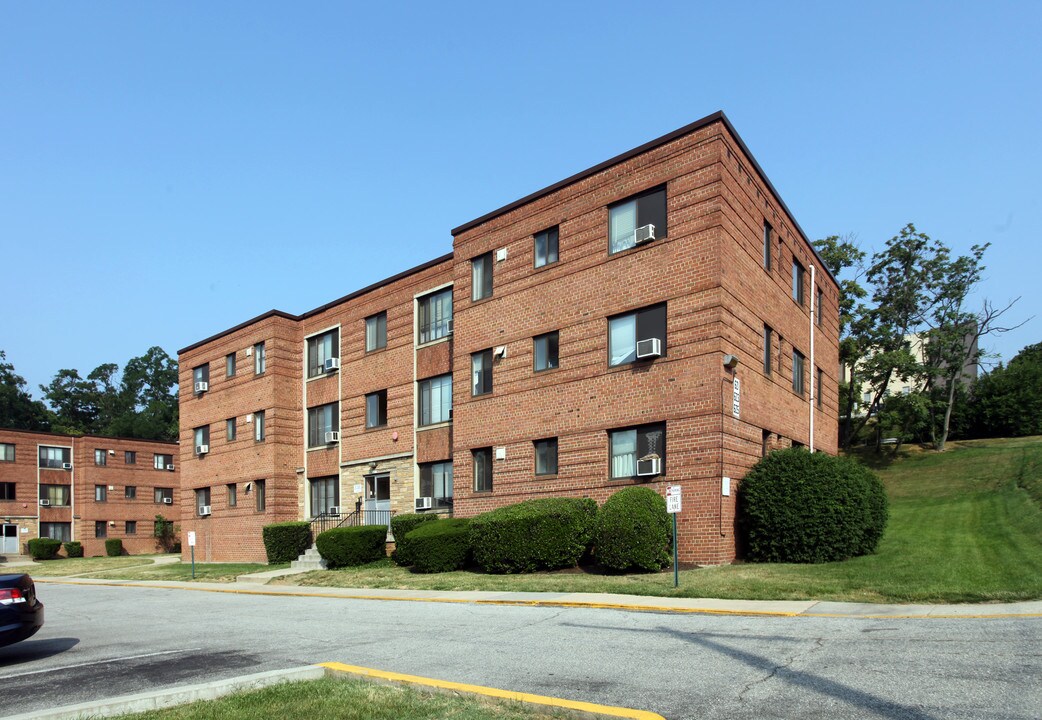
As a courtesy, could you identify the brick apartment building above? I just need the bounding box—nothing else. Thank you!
[0,428,180,557]
[177,111,839,565]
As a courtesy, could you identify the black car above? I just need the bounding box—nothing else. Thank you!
[0,573,44,647]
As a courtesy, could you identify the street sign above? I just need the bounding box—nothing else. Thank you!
[732,376,741,418]
[187,531,197,547]
[666,485,682,514]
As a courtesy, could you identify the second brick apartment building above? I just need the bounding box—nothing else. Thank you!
[178,111,839,564]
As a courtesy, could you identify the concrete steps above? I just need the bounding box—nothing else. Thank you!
[290,545,327,571]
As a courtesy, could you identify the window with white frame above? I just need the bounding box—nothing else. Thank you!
[609,422,666,479]
[307,403,338,447]
[419,461,453,508]
[39,446,70,469]
[309,476,339,517]
[40,485,70,506]
[418,374,452,426]
[307,329,339,378]
[418,288,453,345]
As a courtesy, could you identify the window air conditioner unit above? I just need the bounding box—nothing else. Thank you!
[324,357,340,372]
[328,506,341,515]
[415,496,433,511]
[446,318,454,335]
[162,497,173,504]
[325,431,340,444]
[637,457,662,476]
[636,338,662,359]
[39,499,51,507]
[166,464,175,471]
[62,462,73,470]
[199,505,211,516]
[634,224,656,244]
[194,381,209,393]
[195,444,209,455]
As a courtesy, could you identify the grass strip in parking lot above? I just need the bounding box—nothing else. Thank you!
[114,675,581,720]
[19,556,167,577]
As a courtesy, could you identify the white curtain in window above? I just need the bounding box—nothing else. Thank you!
[609,200,637,254]
[609,315,637,366]
[611,430,637,478]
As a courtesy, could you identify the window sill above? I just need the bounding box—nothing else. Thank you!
[416,336,451,350]
[365,345,388,356]
[306,445,338,453]
[606,235,668,260]
[535,473,558,479]
[417,421,453,432]
[364,424,388,433]
[306,371,339,384]
[470,294,494,306]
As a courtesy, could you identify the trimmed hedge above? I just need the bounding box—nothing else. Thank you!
[105,538,124,557]
[391,513,440,566]
[27,538,61,560]
[737,447,889,563]
[595,487,671,572]
[407,519,472,573]
[63,541,84,558]
[316,525,387,568]
[262,521,312,564]
[471,497,597,574]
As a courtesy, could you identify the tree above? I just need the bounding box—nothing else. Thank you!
[40,368,99,435]
[0,351,51,430]
[968,342,1042,438]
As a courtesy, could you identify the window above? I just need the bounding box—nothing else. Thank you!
[763,325,773,376]
[777,335,784,374]
[366,312,387,352]
[610,423,666,479]
[608,186,667,254]
[154,453,173,470]
[226,418,237,441]
[193,364,209,389]
[125,451,136,465]
[762,429,771,457]
[472,448,492,493]
[471,252,493,301]
[309,476,340,517]
[534,331,559,372]
[255,479,266,511]
[226,352,236,377]
[608,304,666,366]
[307,329,340,378]
[39,446,70,469]
[126,521,137,535]
[793,349,806,395]
[816,288,823,326]
[418,288,453,344]
[862,391,872,406]
[418,374,452,426]
[902,385,911,395]
[0,443,14,462]
[308,402,339,447]
[196,487,211,516]
[365,391,387,429]
[534,438,558,476]
[125,486,137,499]
[41,522,70,542]
[419,462,453,508]
[227,483,237,507]
[534,226,559,268]
[40,485,70,506]
[763,222,772,270]
[0,482,15,500]
[154,487,173,503]
[194,425,210,453]
[471,349,493,396]
[95,521,107,539]
[792,259,805,305]
[254,411,266,441]
[94,449,107,466]
[95,485,107,502]
[254,342,266,374]
[817,367,824,408]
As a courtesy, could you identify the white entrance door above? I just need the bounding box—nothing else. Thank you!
[363,474,391,525]
[1,524,18,554]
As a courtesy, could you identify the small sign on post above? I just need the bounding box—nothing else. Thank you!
[187,531,197,579]
[666,485,682,588]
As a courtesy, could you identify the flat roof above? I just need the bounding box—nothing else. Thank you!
[0,427,178,446]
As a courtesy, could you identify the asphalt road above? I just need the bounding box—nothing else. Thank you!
[0,583,1039,720]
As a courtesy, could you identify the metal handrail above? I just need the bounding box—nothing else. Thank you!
[310,509,396,537]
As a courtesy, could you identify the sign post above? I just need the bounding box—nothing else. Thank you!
[666,485,682,588]
[187,531,197,579]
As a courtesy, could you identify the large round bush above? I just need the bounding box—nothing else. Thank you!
[407,519,472,573]
[316,525,387,568]
[471,497,597,574]
[262,521,313,564]
[391,513,440,566]
[27,538,61,560]
[595,487,670,572]
[738,448,889,563]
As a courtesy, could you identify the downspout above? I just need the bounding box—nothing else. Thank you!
[809,264,816,453]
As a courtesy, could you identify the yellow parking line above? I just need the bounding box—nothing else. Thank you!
[319,661,666,720]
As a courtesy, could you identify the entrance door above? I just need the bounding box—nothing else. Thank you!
[1,524,18,555]
[363,474,391,525]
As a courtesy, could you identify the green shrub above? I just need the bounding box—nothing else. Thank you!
[27,538,61,560]
[262,521,313,564]
[316,525,387,568]
[407,519,472,573]
[105,538,124,557]
[391,513,440,566]
[470,497,597,574]
[737,447,889,563]
[63,541,83,558]
[595,487,671,572]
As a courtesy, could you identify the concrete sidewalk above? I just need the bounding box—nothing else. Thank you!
[34,575,1042,618]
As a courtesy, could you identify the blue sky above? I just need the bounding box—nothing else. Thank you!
[2,2,1039,396]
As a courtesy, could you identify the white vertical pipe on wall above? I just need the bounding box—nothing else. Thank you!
[809,264,816,453]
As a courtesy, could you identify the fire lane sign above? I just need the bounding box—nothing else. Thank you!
[666,485,682,514]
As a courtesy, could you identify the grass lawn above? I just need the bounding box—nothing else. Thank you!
[23,555,172,577]
[277,436,1042,604]
[74,561,284,582]
[116,676,570,720]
